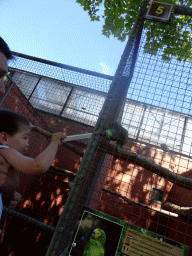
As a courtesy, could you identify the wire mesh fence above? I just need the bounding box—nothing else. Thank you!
[8,53,112,127]
[1,1,192,255]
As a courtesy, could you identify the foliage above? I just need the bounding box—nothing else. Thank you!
[76,0,192,62]
[180,244,190,256]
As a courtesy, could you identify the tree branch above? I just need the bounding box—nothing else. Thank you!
[102,188,178,218]
[98,141,192,189]
[48,166,76,177]
[162,201,192,216]
[32,125,52,138]
[32,125,84,157]
[32,125,192,189]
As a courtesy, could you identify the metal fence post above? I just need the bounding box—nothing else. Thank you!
[46,1,149,255]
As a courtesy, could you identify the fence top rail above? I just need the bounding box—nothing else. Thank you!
[11,51,114,81]
[8,66,192,120]
[175,5,192,16]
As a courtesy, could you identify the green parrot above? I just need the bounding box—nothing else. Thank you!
[101,121,128,148]
[83,228,106,256]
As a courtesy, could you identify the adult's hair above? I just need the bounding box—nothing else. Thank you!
[0,37,13,60]
[0,109,30,136]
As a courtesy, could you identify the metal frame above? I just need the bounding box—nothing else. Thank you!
[8,61,192,158]
[1,1,192,255]
[11,52,113,81]
[46,1,150,255]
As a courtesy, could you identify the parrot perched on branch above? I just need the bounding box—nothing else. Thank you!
[83,228,106,256]
[100,121,128,149]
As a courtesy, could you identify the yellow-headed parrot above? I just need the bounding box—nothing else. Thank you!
[83,228,106,256]
[101,121,128,149]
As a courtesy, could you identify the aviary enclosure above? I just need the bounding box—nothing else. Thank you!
[1,0,192,255]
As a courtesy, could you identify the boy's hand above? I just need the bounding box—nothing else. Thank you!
[9,191,22,209]
[51,132,66,145]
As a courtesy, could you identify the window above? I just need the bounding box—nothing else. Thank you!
[150,187,165,204]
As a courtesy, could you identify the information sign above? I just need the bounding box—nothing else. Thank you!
[121,228,184,256]
[145,1,174,23]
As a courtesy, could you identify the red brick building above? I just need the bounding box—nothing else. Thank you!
[0,74,192,255]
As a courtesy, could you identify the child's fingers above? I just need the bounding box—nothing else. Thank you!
[62,134,67,139]
[9,201,18,209]
[13,191,22,202]
[59,133,66,142]
[58,132,67,140]
[52,132,66,144]
[51,132,67,145]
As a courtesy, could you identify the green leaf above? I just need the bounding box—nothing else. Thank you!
[76,0,192,62]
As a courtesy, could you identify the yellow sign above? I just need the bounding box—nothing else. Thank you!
[121,228,183,256]
[145,1,174,23]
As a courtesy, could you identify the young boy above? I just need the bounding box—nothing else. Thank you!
[0,109,66,223]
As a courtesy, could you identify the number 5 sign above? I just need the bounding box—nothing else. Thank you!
[145,1,174,23]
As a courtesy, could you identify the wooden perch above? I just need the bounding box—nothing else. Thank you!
[32,125,84,157]
[48,166,76,177]
[102,188,178,218]
[162,201,192,216]
[98,141,192,189]
[32,125,192,189]
[32,125,52,138]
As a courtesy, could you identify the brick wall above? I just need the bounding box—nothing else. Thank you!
[0,81,92,255]
[1,80,192,254]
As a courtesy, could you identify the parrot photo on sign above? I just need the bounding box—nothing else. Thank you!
[83,228,106,256]
[101,122,128,149]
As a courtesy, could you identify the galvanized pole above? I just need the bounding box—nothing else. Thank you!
[46,1,149,255]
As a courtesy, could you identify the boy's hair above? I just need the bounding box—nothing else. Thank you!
[0,109,30,136]
[0,37,13,60]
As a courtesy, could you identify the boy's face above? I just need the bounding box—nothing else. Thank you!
[7,125,31,153]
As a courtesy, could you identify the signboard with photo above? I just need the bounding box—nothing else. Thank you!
[121,228,184,255]
[68,208,124,256]
[67,207,189,256]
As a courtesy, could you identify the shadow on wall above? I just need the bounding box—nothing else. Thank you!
[0,141,86,256]
[161,169,192,255]
[0,82,91,255]
[0,176,71,256]
[98,141,192,250]
[1,80,192,254]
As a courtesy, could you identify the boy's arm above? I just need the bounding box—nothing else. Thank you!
[0,132,65,175]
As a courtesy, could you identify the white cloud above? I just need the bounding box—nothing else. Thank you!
[99,62,113,75]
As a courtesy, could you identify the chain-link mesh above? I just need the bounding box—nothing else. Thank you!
[1,1,192,255]
[0,54,113,255]
[8,54,112,127]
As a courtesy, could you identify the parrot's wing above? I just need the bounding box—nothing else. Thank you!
[103,122,128,147]
[83,240,104,256]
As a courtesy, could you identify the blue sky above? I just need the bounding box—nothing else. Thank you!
[3,0,192,154]
[1,0,127,75]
